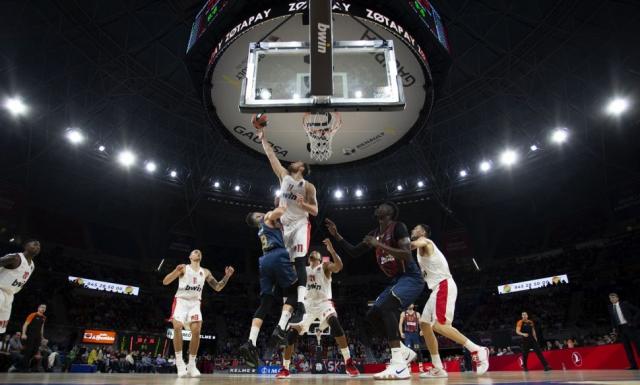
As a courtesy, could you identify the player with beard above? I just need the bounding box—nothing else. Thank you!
[325,203,425,379]
[253,114,318,332]
[240,204,302,368]
[163,250,235,377]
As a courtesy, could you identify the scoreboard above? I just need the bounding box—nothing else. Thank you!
[187,0,228,52]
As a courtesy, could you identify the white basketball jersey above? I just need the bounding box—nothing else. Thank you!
[306,264,332,302]
[279,174,309,225]
[175,265,205,300]
[0,253,35,296]
[416,239,452,289]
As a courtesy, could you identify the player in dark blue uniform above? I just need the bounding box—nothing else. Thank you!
[239,205,299,367]
[325,202,425,379]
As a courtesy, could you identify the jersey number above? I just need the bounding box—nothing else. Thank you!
[294,244,304,252]
[193,277,197,284]
[260,235,268,249]
[191,314,199,321]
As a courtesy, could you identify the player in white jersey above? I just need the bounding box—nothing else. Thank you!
[0,239,40,333]
[163,249,234,377]
[410,224,489,378]
[276,239,359,378]
[253,114,318,324]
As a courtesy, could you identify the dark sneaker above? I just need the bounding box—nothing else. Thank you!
[269,326,287,347]
[239,340,260,368]
[289,303,307,325]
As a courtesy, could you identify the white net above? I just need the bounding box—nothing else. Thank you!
[302,112,342,161]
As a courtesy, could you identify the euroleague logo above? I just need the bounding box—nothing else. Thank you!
[571,351,583,367]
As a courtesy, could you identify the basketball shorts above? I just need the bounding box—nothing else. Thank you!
[259,248,298,296]
[170,297,202,331]
[0,290,14,333]
[296,300,337,334]
[422,278,457,325]
[283,219,311,260]
[404,332,421,348]
[374,273,424,310]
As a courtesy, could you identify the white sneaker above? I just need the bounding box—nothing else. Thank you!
[373,361,411,380]
[420,366,448,378]
[400,344,417,364]
[187,362,201,377]
[472,347,490,375]
[176,360,188,378]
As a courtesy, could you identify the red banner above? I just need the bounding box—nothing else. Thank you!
[489,343,640,371]
[82,330,116,344]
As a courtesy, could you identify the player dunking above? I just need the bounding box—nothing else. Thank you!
[163,250,234,377]
[410,224,489,377]
[0,239,40,334]
[253,114,318,326]
[240,204,302,368]
[276,239,359,378]
[326,203,425,379]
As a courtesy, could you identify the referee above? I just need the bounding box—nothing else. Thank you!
[516,311,550,371]
[20,304,47,372]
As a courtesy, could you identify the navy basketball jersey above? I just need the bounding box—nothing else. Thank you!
[258,220,285,252]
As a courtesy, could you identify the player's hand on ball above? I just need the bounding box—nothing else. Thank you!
[323,238,335,253]
[325,218,339,237]
[252,113,268,129]
[224,266,235,277]
[295,193,306,206]
[363,235,379,247]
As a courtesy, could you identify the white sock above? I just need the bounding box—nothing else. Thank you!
[391,347,403,363]
[283,359,290,368]
[341,348,351,361]
[249,326,260,346]
[175,351,184,365]
[189,354,196,366]
[297,286,307,303]
[278,310,292,329]
[463,339,481,352]
[431,354,443,369]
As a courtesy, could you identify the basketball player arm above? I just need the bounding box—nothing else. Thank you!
[410,237,434,256]
[22,313,35,339]
[515,321,528,337]
[162,265,185,285]
[398,312,405,338]
[364,224,412,262]
[323,239,343,273]
[325,218,372,257]
[260,134,287,180]
[297,183,318,216]
[205,267,234,292]
[0,254,20,269]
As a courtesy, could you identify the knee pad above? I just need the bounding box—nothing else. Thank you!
[254,295,275,320]
[286,329,299,345]
[327,316,345,338]
[294,257,308,286]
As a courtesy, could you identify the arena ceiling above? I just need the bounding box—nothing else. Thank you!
[1,0,639,225]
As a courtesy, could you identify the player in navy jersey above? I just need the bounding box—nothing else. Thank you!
[240,204,300,367]
[325,202,425,379]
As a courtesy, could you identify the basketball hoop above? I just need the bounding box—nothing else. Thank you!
[302,112,342,161]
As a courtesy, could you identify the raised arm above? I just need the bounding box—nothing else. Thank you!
[162,264,185,286]
[265,205,287,223]
[322,239,343,274]
[205,267,235,292]
[254,115,287,181]
[325,219,372,258]
[0,254,21,269]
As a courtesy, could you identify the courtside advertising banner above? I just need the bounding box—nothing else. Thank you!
[498,274,569,294]
[68,276,140,296]
[166,328,215,341]
[83,330,116,344]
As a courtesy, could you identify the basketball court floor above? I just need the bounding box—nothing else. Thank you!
[0,371,639,385]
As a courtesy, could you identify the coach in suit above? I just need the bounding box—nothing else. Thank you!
[609,293,640,369]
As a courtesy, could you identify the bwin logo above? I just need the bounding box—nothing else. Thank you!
[317,23,330,53]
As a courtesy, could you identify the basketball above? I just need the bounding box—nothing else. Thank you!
[252,113,268,130]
